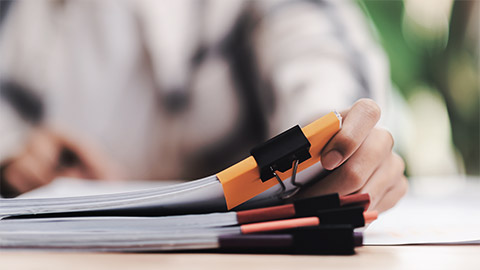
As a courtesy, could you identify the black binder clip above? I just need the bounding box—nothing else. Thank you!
[250,125,311,199]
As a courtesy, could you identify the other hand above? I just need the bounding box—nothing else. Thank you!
[0,128,120,197]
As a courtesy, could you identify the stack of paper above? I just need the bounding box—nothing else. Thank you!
[1,112,370,254]
[0,178,375,254]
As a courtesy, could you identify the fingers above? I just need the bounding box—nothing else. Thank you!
[50,130,121,180]
[374,175,408,213]
[358,152,406,211]
[326,128,394,195]
[321,98,381,170]
[298,127,393,198]
[3,134,59,194]
[296,99,406,213]
[1,128,121,197]
[295,126,406,213]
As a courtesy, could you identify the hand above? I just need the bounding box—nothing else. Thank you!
[0,128,120,197]
[297,99,408,213]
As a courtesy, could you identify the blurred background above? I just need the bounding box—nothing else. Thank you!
[0,0,478,198]
[359,0,479,178]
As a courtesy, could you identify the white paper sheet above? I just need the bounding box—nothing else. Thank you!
[364,176,480,245]
[18,177,184,198]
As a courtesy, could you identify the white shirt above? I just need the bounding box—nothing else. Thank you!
[0,0,391,180]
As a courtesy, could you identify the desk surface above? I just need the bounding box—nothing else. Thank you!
[1,246,479,270]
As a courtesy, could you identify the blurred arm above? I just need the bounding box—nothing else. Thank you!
[252,0,391,135]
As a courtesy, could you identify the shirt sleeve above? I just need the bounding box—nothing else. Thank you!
[251,0,391,136]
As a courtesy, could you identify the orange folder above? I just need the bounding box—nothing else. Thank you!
[217,111,342,209]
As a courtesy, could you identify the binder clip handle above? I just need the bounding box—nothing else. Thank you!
[270,159,303,199]
[250,125,311,199]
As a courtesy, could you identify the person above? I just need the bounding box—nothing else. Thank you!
[0,0,407,213]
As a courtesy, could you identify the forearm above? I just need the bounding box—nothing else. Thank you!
[252,0,391,134]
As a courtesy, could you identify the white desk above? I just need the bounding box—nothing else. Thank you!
[2,246,479,270]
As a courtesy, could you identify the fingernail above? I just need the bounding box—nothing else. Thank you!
[322,150,343,170]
